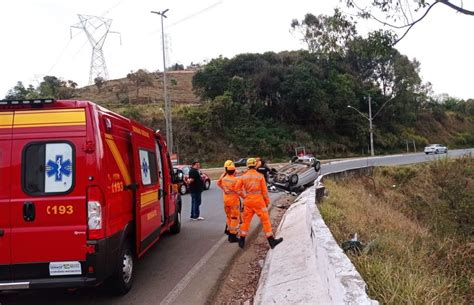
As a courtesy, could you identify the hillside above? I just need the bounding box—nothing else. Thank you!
[319,157,473,303]
[75,70,199,105]
[71,63,473,165]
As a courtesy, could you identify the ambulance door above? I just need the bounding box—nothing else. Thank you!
[10,108,88,278]
[130,123,162,256]
[155,141,165,225]
[0,111,13,280]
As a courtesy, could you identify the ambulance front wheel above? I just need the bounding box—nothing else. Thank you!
[169,209,181,234]
[110,240,135,295]
[179,183,187,195]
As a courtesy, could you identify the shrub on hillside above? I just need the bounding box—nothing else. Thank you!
[454,132,474,146]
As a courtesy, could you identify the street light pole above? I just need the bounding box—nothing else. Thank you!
[347,95,395,157]
[368,95,374,156]
[151,9,173,154]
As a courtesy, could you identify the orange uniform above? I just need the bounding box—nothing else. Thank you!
[217,173,241,235]
[234,168,273,238]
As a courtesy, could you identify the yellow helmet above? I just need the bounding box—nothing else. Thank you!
[247,158,257,167]
[224,160,234,168]
[227,164,236,171]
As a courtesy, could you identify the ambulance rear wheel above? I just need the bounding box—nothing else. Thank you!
[110,240,135,295]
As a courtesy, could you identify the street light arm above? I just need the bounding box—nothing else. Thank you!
[372,96,395,120]
[347,105,370,121]
[151,10,169,17]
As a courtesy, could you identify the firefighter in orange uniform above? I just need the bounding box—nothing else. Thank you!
[217,160,240,243]
[235,158,283,249]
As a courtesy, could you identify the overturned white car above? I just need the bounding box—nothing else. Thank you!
[270,156,321,192]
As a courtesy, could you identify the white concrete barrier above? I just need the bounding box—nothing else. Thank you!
[254,187,378,305]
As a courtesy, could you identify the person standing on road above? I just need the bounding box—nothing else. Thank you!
[188,161,205,220]
[235,158,283,249]
[217,160,240,243]
[256,157,271,183]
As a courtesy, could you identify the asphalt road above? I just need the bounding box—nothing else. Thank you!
[322,148,474,174]
[1,148,472,305]
[0,180,281,305]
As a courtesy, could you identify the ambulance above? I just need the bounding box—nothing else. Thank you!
[0,99,182,294]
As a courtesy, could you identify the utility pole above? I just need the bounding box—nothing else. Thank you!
[151,9,173,154]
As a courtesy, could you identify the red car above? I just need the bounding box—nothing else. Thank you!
[173,165,211,195]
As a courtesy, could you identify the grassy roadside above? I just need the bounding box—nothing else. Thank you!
[319,156,473,304]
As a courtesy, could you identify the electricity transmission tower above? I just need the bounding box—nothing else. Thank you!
[71,15,121,84]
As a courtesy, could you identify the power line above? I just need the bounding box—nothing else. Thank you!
[149,0,224,36]
[168,0,224,28]
[47,30,83,75]
[101,0,125,17]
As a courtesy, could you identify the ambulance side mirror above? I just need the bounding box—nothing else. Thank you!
[174,172,184,183]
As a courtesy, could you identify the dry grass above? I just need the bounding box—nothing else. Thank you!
[320,156,473,304]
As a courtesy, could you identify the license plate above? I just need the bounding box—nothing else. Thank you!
[49,261,82,276]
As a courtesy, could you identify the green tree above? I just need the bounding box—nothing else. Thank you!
[192,56,230,101]
[56,80,78,99]
[38,76,62,98]
[127,69,154,98]
[291,9,356,56]
[94,76,105,93]
[4,76,77,100]
[5,81,29,99]
[346,30,396,96]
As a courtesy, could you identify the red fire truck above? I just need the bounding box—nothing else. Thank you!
[0,99,182,294]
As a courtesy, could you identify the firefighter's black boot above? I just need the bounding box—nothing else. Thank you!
[267,236,283,249]
[238,236,246,249]
[228,234,239,243]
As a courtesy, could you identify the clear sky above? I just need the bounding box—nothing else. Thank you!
[1,0,473,99]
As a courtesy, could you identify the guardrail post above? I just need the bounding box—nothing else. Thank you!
[315,184,325,203]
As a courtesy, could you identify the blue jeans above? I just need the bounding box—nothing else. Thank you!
[190,192,202,219]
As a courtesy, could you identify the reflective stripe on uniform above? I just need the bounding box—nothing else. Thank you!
[246,190,262,195]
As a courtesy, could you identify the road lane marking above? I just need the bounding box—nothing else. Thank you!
[160,235,227,305]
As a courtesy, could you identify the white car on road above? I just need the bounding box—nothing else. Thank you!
[424,144,448,154]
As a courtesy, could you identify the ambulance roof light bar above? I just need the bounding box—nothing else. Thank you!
[0,99,55,106]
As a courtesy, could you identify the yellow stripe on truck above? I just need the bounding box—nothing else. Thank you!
[0,112,14,128]
[104,133,132,185]
[141,190,158,207]
[13,109,86,128]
